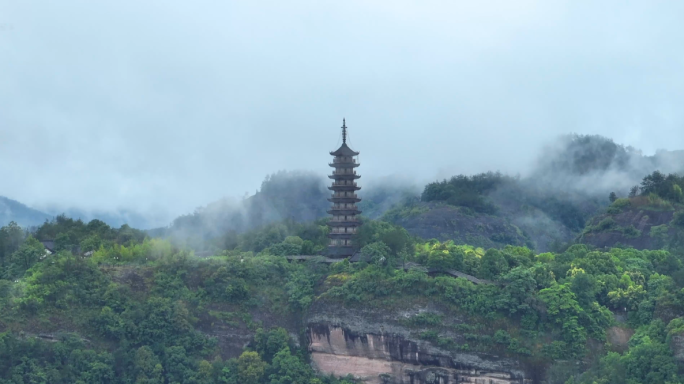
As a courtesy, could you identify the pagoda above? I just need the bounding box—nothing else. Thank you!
[327,119,362,258]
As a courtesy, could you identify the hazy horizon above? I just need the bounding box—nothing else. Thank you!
[2,0,684,226]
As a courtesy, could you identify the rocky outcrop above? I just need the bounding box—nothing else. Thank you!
[606,326,633,353]
[306,302,529,384]
[386,202,530,250]
[581,208,676,250]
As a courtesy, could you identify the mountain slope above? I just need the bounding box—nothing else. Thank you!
[0,196,51,227]
[383,135,684,252]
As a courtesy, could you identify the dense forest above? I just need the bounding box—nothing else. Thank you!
[0,217,358,384]
[3,198,684,382]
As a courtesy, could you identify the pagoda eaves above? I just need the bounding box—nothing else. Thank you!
[326,119,362,259]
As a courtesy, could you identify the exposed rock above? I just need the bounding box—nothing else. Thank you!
[196,304,302,358]
[386,202,530,250]
[107,266,151,292]
[306,302,530,384]
[606,326,633,353]
[15,331,90,344]
[581,208,676,250]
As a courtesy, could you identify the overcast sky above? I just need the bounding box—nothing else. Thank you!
[1,0,683,226]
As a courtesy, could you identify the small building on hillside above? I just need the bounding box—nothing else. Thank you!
[327,119,362,258]
[41,240,56,255]
[40,240,81,256]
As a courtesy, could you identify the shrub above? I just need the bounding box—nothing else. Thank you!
[405,313,442,327]
[606,198,631,214]
[671,211,684,228]
[621,225,641,239]
[647,193,673,210]
[493,330,512,345]
[536,253,555,263]
[649,224,669,239]
[594,217,616,232]
[419,330,439,341]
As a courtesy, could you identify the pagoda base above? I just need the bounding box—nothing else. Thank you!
[326,246,356,259]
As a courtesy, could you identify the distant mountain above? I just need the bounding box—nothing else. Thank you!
[0,196,161,230]
[155,171,331,246]
[532,134,684,194]
[0,196,52,227]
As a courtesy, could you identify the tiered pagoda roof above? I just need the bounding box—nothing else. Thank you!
[326,119,362,259]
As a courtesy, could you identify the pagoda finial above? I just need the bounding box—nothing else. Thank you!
[342,118,347,144]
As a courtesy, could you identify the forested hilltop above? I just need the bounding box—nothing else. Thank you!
[382,135,684,252]
[581,171,684,252]
[2,210,684,382]
[3,134,684,383]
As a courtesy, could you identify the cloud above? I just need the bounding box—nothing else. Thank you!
[0,0,683,227]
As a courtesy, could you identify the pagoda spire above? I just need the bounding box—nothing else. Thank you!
[342,118,347,144]
[327,119,361,259]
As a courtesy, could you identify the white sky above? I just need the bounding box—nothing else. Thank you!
[1,0,683,226]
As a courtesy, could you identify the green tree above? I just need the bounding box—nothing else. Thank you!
[500,267,537,314]
[80,234,102,252]
[0,222,24,269]
[671,211,684,228]
[164,346,195,384]
[195,360,214,384]
[255,328,290,362]
[569,270,598,308]
[609,192,618,202]
[360,241,391,266]
[8,236,45,277]
[624,337,679,383]
[237,351,266,383]
[268,348,312,384]
[285,270,314,311]
[426,242,463,271]
[134,346,163,384]
[479,249,509,279]
[538,284,587,356]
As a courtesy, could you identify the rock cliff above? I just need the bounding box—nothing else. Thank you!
[306,302,530,384]
[581,208,677,250]
[386,202,531,250]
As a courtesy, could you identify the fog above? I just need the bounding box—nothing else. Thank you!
[1,0,683,227]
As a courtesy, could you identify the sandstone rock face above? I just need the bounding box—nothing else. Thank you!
[307,303,529,384]
[606,326,633,353]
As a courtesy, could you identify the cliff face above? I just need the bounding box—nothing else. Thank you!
[306,302,530,384]
[386,202,531,250]
[581,208,676,250]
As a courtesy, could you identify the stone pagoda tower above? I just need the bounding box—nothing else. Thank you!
[327,119,362,258]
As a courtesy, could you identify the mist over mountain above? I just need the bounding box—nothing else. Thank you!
[151,134,684,253]
[5,133,681,251]
[4,2,684,382]
[400,134,684,251]
[0,197,163,230]
[0,196,51,227]
[531,134,684,195]
[153,170,419,250]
